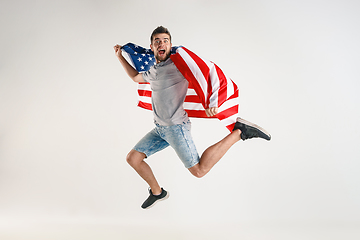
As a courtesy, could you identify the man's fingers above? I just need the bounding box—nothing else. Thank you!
[205,109,210,117]
[114,45,122,56]
[205,107,218,117]
[210,107,218,116]
[205,108,211,117]
[114,44,122,51]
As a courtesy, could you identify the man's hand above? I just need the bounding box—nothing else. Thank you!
[205,107,218,117]
[114,44,123,59]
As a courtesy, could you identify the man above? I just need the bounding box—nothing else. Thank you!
[114,26,271,209]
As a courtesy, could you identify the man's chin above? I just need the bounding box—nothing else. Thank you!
[156,54,170,62]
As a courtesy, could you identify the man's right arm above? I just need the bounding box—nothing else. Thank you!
[114,44,145,83]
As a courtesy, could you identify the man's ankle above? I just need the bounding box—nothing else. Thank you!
[151,187,162,195]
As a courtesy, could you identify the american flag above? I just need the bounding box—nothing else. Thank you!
[121,43,239,131]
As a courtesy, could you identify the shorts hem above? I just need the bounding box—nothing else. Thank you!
[185,161,199,169]
[132,147,149,158]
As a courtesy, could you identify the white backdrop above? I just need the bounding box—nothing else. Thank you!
[1,0,359,239]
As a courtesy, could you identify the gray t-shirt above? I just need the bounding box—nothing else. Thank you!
[142,58,189,126]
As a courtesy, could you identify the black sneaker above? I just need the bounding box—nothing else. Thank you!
[141,188,169,209]
[233,117,271,141]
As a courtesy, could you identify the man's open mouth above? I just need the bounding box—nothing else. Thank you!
[159,49,165,56]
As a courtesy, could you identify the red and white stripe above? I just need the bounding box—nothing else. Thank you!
[137,47,239,132]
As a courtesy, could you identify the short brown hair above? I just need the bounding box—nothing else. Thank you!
[150,26,172,43]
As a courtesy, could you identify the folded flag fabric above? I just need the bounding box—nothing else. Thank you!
[121,43,239,132]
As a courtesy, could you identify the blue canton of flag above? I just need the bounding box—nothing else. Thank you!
[121,43,179,72]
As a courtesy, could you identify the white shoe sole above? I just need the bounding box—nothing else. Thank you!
[143,192,170,210]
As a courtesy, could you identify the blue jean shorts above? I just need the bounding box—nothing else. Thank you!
[133,120,200,168]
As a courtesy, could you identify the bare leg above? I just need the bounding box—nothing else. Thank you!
[188,129,241,178]
[126,149,162,195]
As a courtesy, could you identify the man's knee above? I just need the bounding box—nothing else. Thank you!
[126,150,146,166]
[188,165,206,178]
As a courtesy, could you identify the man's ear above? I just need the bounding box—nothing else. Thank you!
[150,44,153,51]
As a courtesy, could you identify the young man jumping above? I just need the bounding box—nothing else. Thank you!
[114,26,271,209]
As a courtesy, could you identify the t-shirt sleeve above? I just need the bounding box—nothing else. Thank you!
[142,70,151,83]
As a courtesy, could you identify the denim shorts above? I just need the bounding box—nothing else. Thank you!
[133,120,200,168]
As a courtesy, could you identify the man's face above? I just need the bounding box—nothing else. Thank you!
[150,33,172,63]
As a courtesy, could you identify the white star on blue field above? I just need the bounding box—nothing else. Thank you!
[121,43,179,72]
[121,43,156,72]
